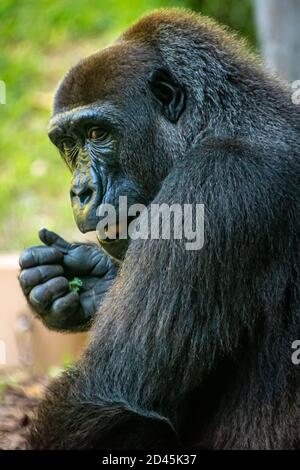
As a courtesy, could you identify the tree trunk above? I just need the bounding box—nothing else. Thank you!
[254,0,300,83]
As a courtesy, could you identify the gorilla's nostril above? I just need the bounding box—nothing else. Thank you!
[78,188,93,205]
[71,188,93,206]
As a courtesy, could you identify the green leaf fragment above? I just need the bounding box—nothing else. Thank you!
[69,277,83,292]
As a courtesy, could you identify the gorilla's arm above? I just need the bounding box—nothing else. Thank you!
[19,229,118,332]
[29,140,293,448]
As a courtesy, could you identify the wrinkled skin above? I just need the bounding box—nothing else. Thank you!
[19,228,117,331]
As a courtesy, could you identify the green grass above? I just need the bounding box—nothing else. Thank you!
[0,0,254,251]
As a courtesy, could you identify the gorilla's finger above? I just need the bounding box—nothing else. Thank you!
[19,246,63,269]
[19,265,64,294]
[29,276,69,312]
[39,228,72,254]
[50,291,80,317]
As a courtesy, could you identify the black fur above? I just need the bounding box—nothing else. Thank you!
[29,9,300,449]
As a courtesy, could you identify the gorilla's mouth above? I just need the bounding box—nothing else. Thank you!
[96,215,138,261]
[97,216,138,243]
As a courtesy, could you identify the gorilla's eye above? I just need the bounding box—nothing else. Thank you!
[88,127,110,142]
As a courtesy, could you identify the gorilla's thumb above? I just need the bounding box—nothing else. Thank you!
[39,228,72,253]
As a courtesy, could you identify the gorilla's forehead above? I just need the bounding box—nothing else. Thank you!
[53,41,158,114]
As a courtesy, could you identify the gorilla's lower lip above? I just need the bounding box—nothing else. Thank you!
[77,218,98,233]
[97,230,127,244]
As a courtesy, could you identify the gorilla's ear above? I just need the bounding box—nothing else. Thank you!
[149,69,186,123]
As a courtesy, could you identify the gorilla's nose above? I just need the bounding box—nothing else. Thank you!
[70,179,94,206]
[70,186,93,206]
[70,171,101,233]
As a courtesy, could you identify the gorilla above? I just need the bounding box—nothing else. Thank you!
[19,9,300,449]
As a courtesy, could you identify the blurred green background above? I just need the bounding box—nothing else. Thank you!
[0,0,255,251]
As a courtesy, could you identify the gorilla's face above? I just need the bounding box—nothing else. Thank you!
[48,103,145,260]
[47,46,185,260]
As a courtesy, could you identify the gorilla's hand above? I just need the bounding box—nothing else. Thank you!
[19,228,118,332]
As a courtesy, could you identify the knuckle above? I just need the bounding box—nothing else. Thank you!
[47,276,69,298]
[52,275,69,288]
[52,292,78,315]
[37,264,63,280]
[19,249,33,268]
[51,300,64,315]
[29,284,49,306]
[18,270,32,296]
